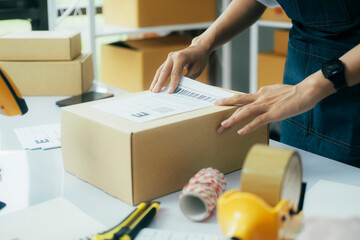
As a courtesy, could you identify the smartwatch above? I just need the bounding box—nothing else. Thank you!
[321,58,347,91]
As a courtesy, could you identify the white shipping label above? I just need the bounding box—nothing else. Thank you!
[14,123,61,150]
[92,77,235,123]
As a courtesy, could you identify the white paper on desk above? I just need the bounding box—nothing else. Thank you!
[14,123,61,150]
[92,77,234,123]
[303,180,360,218]
[0,197,106,240]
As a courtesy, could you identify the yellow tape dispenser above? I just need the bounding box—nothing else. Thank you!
[217,144,305,240]
[0,67,28,116]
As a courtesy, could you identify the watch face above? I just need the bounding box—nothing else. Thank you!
[322,59,344,78]
[321,59,347,90]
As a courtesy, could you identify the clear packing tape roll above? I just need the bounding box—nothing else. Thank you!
[218,144,303,240]
[241,144,302,211]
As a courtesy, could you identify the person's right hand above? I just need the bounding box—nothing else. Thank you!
[149,37,211,93]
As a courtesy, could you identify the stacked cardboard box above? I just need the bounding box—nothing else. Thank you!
[0,31,94,96]
[103,0,216,28]
[258,30,289,89]
[101,35,209,92]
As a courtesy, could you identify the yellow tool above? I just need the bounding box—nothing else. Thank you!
[0,66,28,116]
[91,201,160,240]
[217,190,301,240]
[217,145,304,240]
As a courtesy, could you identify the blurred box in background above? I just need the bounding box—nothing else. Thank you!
[103,0,216,28]
[257,29,289,90]
[0,31,81,61]
[101,35,209,92]
[261,7,291,22]
[258,52,286,89]
[0,53,94,96]
[274,30,289,55]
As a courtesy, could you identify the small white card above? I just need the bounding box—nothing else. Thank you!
[0,198,106,240]
[92,77,234,123]
[14,123,61,150]
[303,180,360,218]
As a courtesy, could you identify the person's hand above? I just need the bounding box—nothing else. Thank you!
[296,217,360,240]
[214,72,335,135]
[150,37,211,93]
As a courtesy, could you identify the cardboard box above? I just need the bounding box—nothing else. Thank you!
[103,0,216,28]
[0,31,82,61]
[258,52,286,89]
[0,54,94,96]
[61,92,269,205]
[261,7,291,22]
[101,35,209,92]
[274,30,289,56]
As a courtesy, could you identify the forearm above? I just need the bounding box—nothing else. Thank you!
[300,43,360,103]
[341,43,360,87]
[191,0,266,54]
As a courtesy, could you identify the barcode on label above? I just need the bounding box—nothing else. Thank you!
[174,87,216,102]
[153,107,174,113]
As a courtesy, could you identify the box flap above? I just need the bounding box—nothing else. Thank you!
[110,35,192,51]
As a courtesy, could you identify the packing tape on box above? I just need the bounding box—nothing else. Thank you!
[240,144,303,211]
[179,168,226,221]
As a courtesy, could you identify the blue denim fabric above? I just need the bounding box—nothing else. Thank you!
[276,0,360,165]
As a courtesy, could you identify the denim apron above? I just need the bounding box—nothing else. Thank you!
[276,0,360,165]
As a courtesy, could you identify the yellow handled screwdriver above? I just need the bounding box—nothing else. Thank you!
[117,201,160,240]
[90,201,159,240]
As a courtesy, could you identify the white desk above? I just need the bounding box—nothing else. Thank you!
[1,95,360,236]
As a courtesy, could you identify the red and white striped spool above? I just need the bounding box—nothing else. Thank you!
[179,168,226,221]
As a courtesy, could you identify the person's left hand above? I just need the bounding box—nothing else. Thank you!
[214,74,335,135]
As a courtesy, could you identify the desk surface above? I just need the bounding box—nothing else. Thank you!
[1,95,360,236]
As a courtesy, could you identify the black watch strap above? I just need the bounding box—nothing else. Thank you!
[321,59,347,91]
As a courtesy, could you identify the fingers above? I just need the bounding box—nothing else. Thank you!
[152,59,173,93]
[237,113,269,135]
[217,104,266,134]
[150,52,187,93]
[150,63,164,91]
[214,93,257,106]
[167,54,187,93]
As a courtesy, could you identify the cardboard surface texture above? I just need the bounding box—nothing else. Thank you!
[261,7,291,22]
[103,0,216,27]
[258,52,286,89]
[0,54,94,96]
[274,30,289,56]
[61,92,269,205]
[101,35,209,92]
[0,31,81,61]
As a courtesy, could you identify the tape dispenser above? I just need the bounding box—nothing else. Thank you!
[0,66,28,116]
[217,144,306,240]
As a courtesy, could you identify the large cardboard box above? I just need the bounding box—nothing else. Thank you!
[258,52,286,89]
[261,7,291,22]
[61,92,269,205]
[0,54,94,96]
[0,31,82,61]
[274,30,289,56]
[101,35,209,92]
[103,0,216,28]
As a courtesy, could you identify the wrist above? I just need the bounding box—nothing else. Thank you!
[299,71,336,103]
[191,35,215,55]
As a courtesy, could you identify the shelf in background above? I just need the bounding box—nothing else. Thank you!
[95,22,213,37]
